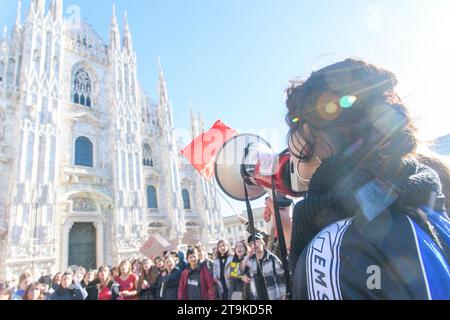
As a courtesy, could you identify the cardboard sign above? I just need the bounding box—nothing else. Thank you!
[181,232,202,246]
[139,233,171,259]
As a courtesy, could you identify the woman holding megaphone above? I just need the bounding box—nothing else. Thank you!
[285,58,450,300]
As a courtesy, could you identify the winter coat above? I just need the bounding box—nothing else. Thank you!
[50,285,85,300]
[178,265,216,300]
[213,255,233,299]
[159,267,182,300]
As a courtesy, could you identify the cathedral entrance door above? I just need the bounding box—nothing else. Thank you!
[68,223,97,270]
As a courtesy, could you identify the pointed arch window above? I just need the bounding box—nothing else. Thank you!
[72,67,92,107]
[182,189,191,210]
[147,186,158,209]
[75,136,93,167]
[142,144,154,167]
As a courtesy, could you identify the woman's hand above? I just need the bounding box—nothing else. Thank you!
[142,280,149,290]
[121,290,133,297]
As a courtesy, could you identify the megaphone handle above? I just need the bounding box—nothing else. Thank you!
[271,177,292,299]
[244,180,269,300]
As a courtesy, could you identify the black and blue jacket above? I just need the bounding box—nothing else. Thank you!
[293,206,450,300]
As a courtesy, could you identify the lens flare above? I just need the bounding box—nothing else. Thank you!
[317,92,341,121]
[291,117,300,124]
[340,95,357,108]
[325,102,339,114]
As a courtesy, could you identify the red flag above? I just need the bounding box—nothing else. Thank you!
[182,120,238,180]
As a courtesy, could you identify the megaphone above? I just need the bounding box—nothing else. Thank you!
[214,134,304,201]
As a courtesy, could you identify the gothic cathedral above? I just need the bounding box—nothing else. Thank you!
[0,0,225,279]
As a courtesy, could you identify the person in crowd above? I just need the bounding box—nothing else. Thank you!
[111,267,120,279]
[11,272,32,300]
[6,277,17,298]
[284,58,450,299]
[159,255,182,300]
[38,275,53,299]
[85,266,120,300]
[114,260,138,300]
[51,272,62,292]
[0,281,11,300]
[211,248,218,260]
[169,249,188,271]
[415,151,450,214]
[263,197,294,257]
[73,266,86,285]
[196,245,214,276]
[22,282,45,300]
[150,256,165,300]
[178,247,216,300]
[81,270,95,289]
[137,258,154,300]
[132,259,142,277]
[229,241,250,300]
[238,216,270,246]
[50,272,85,300]
[70,267,88,299]
[238,197,293,258]
[246,233,286,300]
[213,240,233,300]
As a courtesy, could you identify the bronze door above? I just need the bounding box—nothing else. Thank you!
[68,223,97,270]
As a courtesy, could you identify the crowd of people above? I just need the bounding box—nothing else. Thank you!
[0,234,287,301]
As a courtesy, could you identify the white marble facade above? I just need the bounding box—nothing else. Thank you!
[0,0,225,279]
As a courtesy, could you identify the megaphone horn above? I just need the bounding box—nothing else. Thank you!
[214,134,302,201]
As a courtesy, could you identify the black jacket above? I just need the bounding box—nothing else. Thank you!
[293,208,450,300]
[159,267,182,300]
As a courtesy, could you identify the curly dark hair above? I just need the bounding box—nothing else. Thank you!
[285,58,418,173]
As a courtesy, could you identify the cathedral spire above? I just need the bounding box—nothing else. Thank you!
[190,108,198,139]
[158,58,169,106]
[2,26,8,42]
[122,11,133,54]
[198,112,205,133]
[109,4,120,52]
[50,0,63,20]
[31,0,46,15]
[15,0,22,28]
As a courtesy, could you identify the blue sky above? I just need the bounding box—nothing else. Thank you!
[2,0,450,214]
